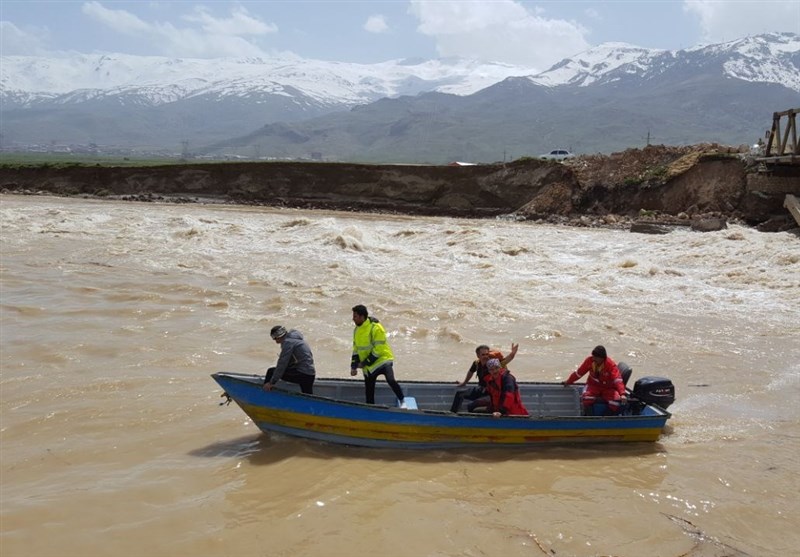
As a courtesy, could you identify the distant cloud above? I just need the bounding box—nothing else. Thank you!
[364,15,389,34]
[408,0,589,70]
[583,8,602,22]
[0,21,51,55]
[80,1,275,58]
[183,6,277,36]
[683,0,800,42]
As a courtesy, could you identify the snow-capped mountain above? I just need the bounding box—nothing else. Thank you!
[531,42,671,87]
[530,32,800,91]
[0,53,538,107]
[3,32,796,108]
[0,32,797,161]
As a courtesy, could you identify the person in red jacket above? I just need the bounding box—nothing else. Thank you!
[450,343,518,413]
[562,345,627,415]
[484,358,528,417]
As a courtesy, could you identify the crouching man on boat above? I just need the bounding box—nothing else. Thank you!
[485,358,528,417]
[562,345,627,415]
[263,325,316,394]
[451,343,518,413]
[349,304,406,407]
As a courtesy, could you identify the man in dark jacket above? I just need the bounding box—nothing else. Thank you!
[451,342,518,412]
[263,325,316,394]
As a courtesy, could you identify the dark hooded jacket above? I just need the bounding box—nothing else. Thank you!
[270,329,316,384]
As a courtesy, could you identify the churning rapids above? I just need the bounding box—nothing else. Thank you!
[1,194,798,557]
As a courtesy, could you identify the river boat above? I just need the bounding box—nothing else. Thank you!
[212,369,674,449]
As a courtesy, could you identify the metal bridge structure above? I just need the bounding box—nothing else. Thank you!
[761,107,799,164]
[750,108,800,227]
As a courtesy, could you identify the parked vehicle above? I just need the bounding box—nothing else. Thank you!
[540,149,575,161]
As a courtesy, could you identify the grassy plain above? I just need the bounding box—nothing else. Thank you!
[0,152,193,168]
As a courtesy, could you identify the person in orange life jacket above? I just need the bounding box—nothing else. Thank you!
[484,358,528,417]
[450,343,519,412]
[349,305,406,406]
[561,345,627,414]
[263,325,316,394]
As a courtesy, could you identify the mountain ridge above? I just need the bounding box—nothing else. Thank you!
[1,32,798,162]
[3,33,797,101]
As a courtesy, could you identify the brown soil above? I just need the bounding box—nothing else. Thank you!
[2,144,798,230]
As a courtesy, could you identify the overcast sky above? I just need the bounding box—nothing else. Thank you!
[2,1,798,71]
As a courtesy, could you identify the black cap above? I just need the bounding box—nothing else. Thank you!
[270,325,287,339]
[591,345,607,358]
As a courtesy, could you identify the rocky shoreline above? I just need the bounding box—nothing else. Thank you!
[2,144,798,232]
[0,185,753,235]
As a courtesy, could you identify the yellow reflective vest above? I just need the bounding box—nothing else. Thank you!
[351,318,394,375]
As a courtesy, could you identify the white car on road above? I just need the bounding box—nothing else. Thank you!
[540,149,575,161]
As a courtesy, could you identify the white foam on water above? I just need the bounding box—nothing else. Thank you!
[2,195,800,556]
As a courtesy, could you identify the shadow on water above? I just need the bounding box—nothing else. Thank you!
[188,434,266,459]
[190,432,667,465]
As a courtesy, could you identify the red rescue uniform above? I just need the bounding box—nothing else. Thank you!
[565,356,626,413]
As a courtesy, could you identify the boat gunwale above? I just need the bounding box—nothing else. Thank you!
[212,372,673,421]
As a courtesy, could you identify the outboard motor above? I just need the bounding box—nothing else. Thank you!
[617,361,633,386]
[633,376,675,410]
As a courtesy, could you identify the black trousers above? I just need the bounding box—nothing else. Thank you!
[364,361,404,404]
[450,386,490,413]
[265,366,315,394]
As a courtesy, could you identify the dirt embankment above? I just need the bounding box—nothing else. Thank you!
[2,145,798,230]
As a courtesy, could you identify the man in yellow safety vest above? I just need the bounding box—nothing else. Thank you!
[349,304,406,407]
